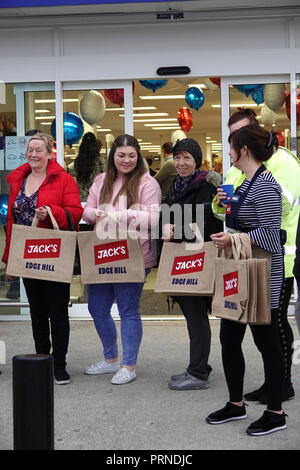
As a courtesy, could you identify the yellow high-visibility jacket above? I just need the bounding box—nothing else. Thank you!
[212,147,300,278]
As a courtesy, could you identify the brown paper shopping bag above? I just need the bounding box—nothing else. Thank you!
[6,206,77,283]
[212,233,270,324]
[154,224,218,296]
[78,225,145,284]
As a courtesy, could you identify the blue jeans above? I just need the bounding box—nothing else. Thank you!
[88,269,150,366]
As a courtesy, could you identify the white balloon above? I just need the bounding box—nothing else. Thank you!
[260,104,277,126]
[202,77,219,91]
[80,90,106,126]
[264,83,286,112]
[171,129,186,143]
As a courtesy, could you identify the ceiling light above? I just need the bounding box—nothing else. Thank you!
[206,140,217,143]
[188,84,206,89]
[96,128,112,132]
[134,118,177,123]
[35,116,55,120]
[143,123,178,127]
[211,103,262,108]
[139,95,185,100]
[34,98,79,103]
[35,109,50,113]
[40,122,52,125]
[152,126,181,130]
[119,113,169,117]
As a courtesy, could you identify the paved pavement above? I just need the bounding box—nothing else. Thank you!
[0,317,300,451]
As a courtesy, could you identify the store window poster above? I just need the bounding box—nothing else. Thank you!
[0,137,4,170]
[5,136,31,170]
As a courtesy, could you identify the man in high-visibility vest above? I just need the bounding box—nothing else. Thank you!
[212,108,300,404]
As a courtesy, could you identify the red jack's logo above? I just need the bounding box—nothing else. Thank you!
[94,240,129,265]
[171,252,205,276]
[24,239,61,259]
[223,271,238,296]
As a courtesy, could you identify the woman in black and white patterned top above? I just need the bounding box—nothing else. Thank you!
[206,125,287,436]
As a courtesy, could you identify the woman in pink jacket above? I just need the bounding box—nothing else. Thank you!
[83,134,161,385]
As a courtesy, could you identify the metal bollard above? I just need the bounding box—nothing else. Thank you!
[13,354,54,450]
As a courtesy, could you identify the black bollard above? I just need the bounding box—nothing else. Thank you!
[13,354,54,450]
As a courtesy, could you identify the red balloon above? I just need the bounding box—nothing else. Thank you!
[177,107,193,132]
[285,90,300,126]
[209,77,221,87]
[274,129,285,146]
[103,82,135,108]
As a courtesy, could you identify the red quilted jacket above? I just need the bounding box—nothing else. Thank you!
[2,158,83,264]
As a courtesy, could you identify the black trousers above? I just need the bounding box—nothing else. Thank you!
[220,309,284,411]
[277,277,294,382]
[23,278,70,369]
[173,295,212,381]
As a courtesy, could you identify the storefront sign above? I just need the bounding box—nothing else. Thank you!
[0,0,181,7]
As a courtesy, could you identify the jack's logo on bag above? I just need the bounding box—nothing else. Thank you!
[24,239,61,259]
[94,240,129,265]
[223,271,238,297]
[171,252,205,276]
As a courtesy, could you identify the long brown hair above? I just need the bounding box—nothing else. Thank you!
[99,134,146,208]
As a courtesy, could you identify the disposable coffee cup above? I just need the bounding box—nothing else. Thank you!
[220,184,234,202]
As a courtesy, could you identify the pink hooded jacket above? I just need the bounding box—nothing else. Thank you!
[83,172,161,268]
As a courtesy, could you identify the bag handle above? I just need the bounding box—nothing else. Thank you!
[232,233,252,260]
[185,223,204,250]
[32,205,59,230]
[64,208,75,231]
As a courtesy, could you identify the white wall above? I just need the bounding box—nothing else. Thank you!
[0,16,299,83]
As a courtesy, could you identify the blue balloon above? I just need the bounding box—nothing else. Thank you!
[139,80,168,93]
[185,87,205,111]
[236,84,265,104]
[0,194,8,225]
[51,112,84,148]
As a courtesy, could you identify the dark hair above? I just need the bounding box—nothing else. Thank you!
[99,134,146,208]
[162,142,173,155]
[228,124,279,162]
[146,158,153,166]
[74,132,102,185]
[228,107,260,128]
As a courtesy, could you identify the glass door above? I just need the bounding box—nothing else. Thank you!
[220,75,296,178]
[61,80,132,317]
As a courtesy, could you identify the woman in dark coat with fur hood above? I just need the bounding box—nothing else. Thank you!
[161,138,222,391]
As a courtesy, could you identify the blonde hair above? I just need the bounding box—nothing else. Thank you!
[26,132,53,156]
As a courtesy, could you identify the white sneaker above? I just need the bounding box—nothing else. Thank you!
[85,360,120,375]
[111,367,136,385]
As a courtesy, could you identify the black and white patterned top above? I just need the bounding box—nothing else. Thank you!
[235,172,284,309]
[12,176,37,226]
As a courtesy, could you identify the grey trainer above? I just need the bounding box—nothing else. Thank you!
[168,372,209,390]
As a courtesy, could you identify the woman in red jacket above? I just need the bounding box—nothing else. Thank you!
[3,133,83,384]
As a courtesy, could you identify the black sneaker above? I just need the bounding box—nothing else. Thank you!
[259,383,295,404]
[55,368,71,385]
[246,410,287,436]
[206,402,248,425]
[243,383,267,401]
